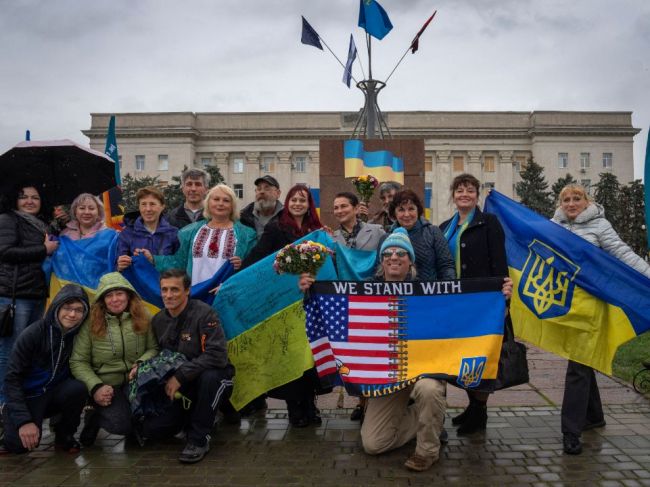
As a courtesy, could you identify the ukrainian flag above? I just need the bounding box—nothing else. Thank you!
[484,191,650,375]
[344,139,404,184]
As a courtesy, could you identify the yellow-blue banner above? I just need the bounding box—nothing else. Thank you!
[344,139,404,184]
[485,191,650,374]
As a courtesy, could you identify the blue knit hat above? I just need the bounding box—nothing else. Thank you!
[380,227,415,262]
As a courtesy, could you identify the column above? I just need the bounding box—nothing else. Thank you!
[498,151,514,198]
[276,151,292,192]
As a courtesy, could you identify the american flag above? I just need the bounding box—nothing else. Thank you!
[304,294,404,385]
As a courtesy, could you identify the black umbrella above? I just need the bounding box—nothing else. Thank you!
[129,350,191,420]
[0,139,116,205]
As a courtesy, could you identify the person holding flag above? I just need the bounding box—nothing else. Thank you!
[552,184,650,455]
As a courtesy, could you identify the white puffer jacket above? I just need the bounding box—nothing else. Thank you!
[552,203,650,278]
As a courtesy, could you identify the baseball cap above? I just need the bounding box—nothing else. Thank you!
[254,175,280,188]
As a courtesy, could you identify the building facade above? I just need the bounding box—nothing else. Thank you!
[83,111,639,223]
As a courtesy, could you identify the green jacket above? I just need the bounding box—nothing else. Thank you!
[153,220,257,277]
[70,272,159,393]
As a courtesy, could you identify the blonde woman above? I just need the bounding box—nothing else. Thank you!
[60,193,107,240]
[553,184,650,455]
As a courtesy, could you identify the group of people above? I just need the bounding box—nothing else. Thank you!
[1,165,649,471]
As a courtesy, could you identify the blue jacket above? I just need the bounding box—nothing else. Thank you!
[117,215,179,257]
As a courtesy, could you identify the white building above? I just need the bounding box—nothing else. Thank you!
[84,111,639,222]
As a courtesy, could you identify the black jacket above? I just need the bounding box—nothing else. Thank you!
[4,284,89,429]
[439,208,508,278]
[166,205,205,230]
[241,220,302,269]
[151,299,232,384]
[0,211,48,299]
[239,202,282,236]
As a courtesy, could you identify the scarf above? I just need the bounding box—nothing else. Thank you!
[442,208,475,278]
[339,221,363,249]
[14,209,47,234]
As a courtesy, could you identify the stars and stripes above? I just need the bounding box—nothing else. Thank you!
[305,294,404,385]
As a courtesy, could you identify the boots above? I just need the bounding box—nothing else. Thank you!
[456,402,488,435]
[451,405,472,426]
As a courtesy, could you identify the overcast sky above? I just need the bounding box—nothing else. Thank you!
[1,0,649,179]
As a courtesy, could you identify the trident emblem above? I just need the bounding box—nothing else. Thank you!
[519,240,580,319]
[456,357,486,388]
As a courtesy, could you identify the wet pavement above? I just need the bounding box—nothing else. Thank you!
[2,346,650,486]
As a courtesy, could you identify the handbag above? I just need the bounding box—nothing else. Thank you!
[494,310,529,390]
[0,267,18,338]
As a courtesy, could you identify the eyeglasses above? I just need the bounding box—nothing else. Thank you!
[382,249,408,259]
[60,305,85,315]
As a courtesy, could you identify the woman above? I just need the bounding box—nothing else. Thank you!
[331,192,384,251]
[439,173,510,435]
[552,184,650,455]
[242,184,324,427]
[146,184,256,286]
[0,185,59,405]
[117,186,179,271]
[331,191,384,421]
[60,193,107,240]
[299,229,447,471]
[385,189,456,282]
[70,272,158,446]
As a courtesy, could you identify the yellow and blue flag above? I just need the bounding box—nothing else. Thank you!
[344,139,404,184]
[484,190,650,375]
[305,279,506,397]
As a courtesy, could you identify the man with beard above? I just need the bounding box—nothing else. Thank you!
[239,175,283,237]
[167,168,209,229]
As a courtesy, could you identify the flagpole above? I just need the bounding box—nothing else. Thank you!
[318,36,359,86]
[384,46,411,84]
[644,127,650,254]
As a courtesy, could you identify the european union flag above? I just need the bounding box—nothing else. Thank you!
[484,190,650,375]
[358,0,393,40]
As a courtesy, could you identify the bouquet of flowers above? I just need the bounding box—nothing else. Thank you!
[273,240,334,276]
[352,174,379,222]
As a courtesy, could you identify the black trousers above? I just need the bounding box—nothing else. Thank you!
[2,378,87,453]
[141,368,233,447]
[91,384,133,436]
[561,360,604,436]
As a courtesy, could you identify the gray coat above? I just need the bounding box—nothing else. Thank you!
[552,203,650,278]
[332,221,385,251]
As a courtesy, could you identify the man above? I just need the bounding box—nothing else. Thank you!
[2,285,89,454]
[140,269,234,464]
[240,175,283,237]
[167,168,210,229]
[368,181,402,232]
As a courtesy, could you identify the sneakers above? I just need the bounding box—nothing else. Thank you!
[178,441,210,464]
[563,433,582,455]
[439,428,449,444]
[404,452,437,472]
[583,419,606,431]
[55,435,81,454]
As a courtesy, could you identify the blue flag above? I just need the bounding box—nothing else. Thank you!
[484,190,650,374]
[301,16,323,50]
[102,115,125,230]
[358,0,393,40]
[342,34,357,88]
[643,128,650,250]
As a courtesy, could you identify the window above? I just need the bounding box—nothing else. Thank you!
[261,156,275,173]
[158,154,169,171]
[483,156,495,173]
[452,156,464,172]
[558,153,568,169]
[201,157,212,168]
[581,179,591,192]
[232,157,244,174]
[118,155,122,170]
[135,155,145,171]
[514,156,528,172]
[580,152,590,169]
[483,182,495,191]
[602,152,612,169]
[424,154,433,172]
[293,156,306,173]
[234,184,244,199]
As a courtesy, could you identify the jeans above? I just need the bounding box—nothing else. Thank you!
[0,297,45,404]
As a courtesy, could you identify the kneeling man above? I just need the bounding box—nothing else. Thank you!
[141,269,234,464]
[2,285,89,453]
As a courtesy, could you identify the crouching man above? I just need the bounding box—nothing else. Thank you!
[2,285,89,454]
[140,269,234,464]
